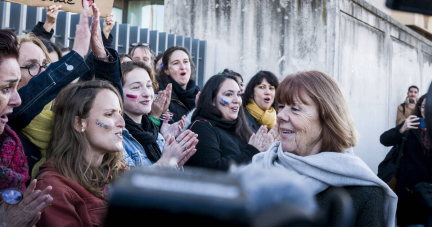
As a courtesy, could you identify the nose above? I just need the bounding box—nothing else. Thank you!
[117,114,125,129]
[233,95,241,105]
[9,89,22,108]
[277,107,289,123]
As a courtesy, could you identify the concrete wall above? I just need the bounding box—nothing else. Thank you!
[164,0,432,173]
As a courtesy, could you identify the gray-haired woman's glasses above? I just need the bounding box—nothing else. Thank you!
[20,62,50,77]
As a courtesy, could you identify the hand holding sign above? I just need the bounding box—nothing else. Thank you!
[3,0,113,17]
[72,0,90,58]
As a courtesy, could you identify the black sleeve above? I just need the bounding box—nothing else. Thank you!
[8,51,89,130]
[80,48,123,101]
[356,188,385,227]
[380,122,405,147]
[187,122,259,170]
[31,22,54,40]
[103,33,113,48]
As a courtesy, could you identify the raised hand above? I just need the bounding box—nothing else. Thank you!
[268,123,280,142]
[157,130,198,168]
[160,114,186,139]
[162,84,172,113]
[151,90,168,119]
[43,5,62,32]
[399,115,420,134]
[72,1,91,58]
[0,180,53,227]
[103,13,115,39]
[89,3,107,59]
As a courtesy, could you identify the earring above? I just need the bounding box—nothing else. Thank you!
[81,127,85,132]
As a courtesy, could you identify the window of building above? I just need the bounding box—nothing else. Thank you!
[127,0,164,31]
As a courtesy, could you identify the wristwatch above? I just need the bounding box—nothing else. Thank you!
[92,47,115,62]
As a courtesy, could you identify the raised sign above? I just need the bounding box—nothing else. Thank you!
[3,0,113,17]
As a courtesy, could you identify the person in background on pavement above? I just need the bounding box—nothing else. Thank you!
[381,94,431,227]
[397,85,419,125]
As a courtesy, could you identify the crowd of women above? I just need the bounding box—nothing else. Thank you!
[0,2,406,227]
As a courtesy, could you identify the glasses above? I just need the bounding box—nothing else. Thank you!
[130,43,151,49]
[0,189,23,205]
[20,62,49,77]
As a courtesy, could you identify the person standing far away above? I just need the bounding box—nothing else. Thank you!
[397,86,419,126]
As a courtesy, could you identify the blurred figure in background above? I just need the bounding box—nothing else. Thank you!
[397,85,419,125]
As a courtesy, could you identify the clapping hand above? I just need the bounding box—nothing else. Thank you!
[89,4,107,59]
[72,1,91,58]
[0,180,53,227]
[160,115,186,140]
[157,130,198,168]
[249,124,280,152]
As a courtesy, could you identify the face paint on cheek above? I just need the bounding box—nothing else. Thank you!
[219,98,229,106]
[96,119,112,131]
[126,94,138,99]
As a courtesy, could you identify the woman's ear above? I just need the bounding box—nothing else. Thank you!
[164,68,170,76]
[74,116,86,133]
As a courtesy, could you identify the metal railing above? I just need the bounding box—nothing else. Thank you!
[0,1,207,88]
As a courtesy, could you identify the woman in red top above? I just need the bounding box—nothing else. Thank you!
[36,80,127,227]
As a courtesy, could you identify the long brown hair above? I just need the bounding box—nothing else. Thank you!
[47,80,125,198]
[276,71,358,153]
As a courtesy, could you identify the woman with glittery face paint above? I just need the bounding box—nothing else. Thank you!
[185,74,278,171]
[242,71,279,133]
[121,61,198,168]
[158,46,200,123]
[35,80,128,226]
[244,71,395,227]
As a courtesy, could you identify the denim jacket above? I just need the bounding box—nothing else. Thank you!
[122,128,165,167]
[10,48,122,182]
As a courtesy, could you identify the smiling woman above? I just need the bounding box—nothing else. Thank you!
[185,74,277,171]
[247,70,397,227]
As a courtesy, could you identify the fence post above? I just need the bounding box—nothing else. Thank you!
[110,22,119,50]
[0,1,9,29]
[184,37,192,52]
[129,26,140,45]
[167,34,176,48]
[68,14,80,48]
[198,40,207,88]
[176,35,184,47]
[149,30,159,54]
[54,11,70,48]
[158,32,167,54]
[140,28,149,43]
[24,6,38,34]
[118,24,130,54]
[9,3,25,35]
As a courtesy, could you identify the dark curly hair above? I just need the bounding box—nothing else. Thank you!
[0,29,19,65]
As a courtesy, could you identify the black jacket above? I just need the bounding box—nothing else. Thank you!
[244,109,260,133]
[316,186,385,227]
[380,122,432,226]
[185,109,259,171]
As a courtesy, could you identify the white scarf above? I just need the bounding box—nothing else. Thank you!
[248,142,397,227]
